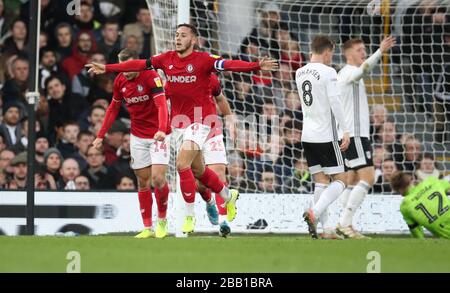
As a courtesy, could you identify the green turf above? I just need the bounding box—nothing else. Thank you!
[0,235,449,272]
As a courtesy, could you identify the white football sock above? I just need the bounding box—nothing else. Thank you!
[313,183,329,230]
[339,186,354,209]
[219,215,227,224]
[312,180,346,218]
[186,202,195,217]
[339,180,370,227]
[219,186,231,202]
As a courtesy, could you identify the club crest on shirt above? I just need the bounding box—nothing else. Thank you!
[137,84,143,92]
[121,87,126,93]
[186,64,194,73]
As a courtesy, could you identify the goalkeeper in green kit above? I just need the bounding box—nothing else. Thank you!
[391,171,450,239]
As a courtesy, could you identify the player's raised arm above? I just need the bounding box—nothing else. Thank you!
[339,36,396,84]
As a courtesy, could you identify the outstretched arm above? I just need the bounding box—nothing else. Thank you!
[86,59,152,74]
[215,56,278,73]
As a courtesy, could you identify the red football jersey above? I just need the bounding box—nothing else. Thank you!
[113,70,169,138]
[152,50,220,128]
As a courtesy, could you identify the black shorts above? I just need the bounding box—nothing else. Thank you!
[302,141,347,175]
[344,137,373,170]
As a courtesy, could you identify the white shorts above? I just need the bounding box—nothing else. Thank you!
[203,134,228,165]
[182,122,211,149]
[130,133,171,169]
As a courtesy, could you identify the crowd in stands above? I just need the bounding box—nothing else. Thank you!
[0,0,448,193]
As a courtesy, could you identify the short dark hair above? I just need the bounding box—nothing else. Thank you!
[310,35,335,54]
[118,48,139,62]
[177,23,198,36]
[422,153,435,161]
[390,171,412,195]
[342,38,364,53]
[284,120,302,132]
[44,74,64,92]
[89,105,106,116]
[77,130,94,141]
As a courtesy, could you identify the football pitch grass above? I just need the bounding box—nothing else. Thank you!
[1,234,449,273]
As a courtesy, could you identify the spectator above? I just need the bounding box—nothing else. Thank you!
[122,34,141,55]
[1,19,27,57]
[283,157,313,193]
[4,151,27,189]
[373,159,397,193]
[58,158,81,190]
[0,148,14,186]
[74,175,91,190]
[96,21,121,63]
[0,0,15,44]
[34,170,57,190]
[116,175,136,191]
[57,122,80,159]
[227,73,261,117]
[257,165,281,193]
[45,75,84,144]
[61,31,97,80]
[0,132,6,152]
[72,53,106,99]
[123,6,154,59]
[394,134,422,172]
[0,104,22,149]
[227,151,257,192]
[281,91,302,125]
[240,2,281,60]
[2,57,29,113]
[102,120,127,166]
[88,72,115,103]
[272,62,297,112]
[39,31,48,49]
[109,133,134,181]
[277,120,303,181]
[38,46,68,91]
[73,1,99,32]
[35,133,50,166]
[81,145,115,189]
[9,116,42,154]
[70,130,95,171]
[374,120,397,152]
[53,22,73,60]
[276,22,306,72]
[81,105,106,135]
[373,145,391,183]
[415,153,442,181]
[44,147,63,184]
[370,104,388,140]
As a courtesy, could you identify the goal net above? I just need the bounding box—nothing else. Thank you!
[146,0,450,195]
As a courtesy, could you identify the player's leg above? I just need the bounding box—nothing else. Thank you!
[196,180,219,225]
[338,137,374,239]
[191,151,239,222]
[337,166,374,239]
[150,135,171,238]
[340,170,356,210]
[130,134,154,238]
[134,166,154,238]
[202,134,228,232]
[208,163,229,237]
[176,140,201,233]
[305,141,347,239]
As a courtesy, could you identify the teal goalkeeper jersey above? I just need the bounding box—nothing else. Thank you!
[400,176,450,239]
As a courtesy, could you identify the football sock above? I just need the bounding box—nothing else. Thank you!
[155,182,169,219]
[340,180,370,227]
[138,187,152,228]
[312,180,346,218]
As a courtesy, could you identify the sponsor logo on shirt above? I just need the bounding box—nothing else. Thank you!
[154,77,163,88]
[125,95,150,104]
[166,75,197,83]
[169,65,173,69]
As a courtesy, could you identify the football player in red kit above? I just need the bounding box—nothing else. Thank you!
[87,23,278,234]
[92,49,171,239]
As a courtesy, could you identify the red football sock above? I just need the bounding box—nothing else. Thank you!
[138,187,152,228]
[215,182,227,216]
[198,167,225,194]
[155,183,169,219]
[199,188,212,203]
[178,168,197,203]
